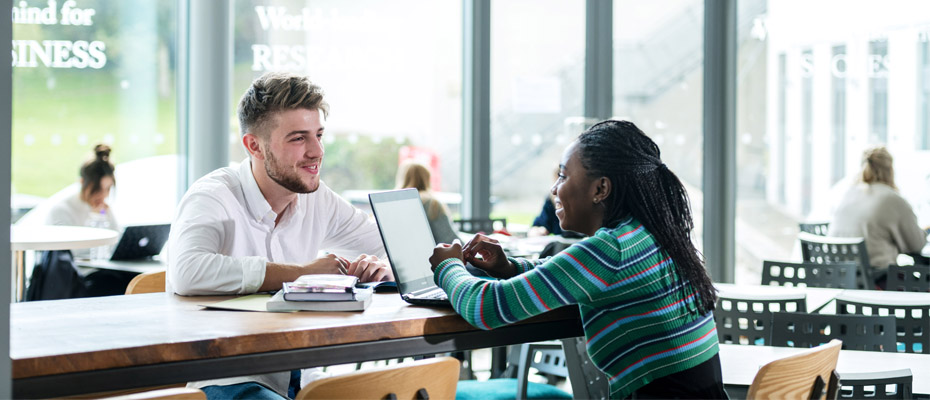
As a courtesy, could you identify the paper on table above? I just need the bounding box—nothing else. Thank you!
[200,294,294,312]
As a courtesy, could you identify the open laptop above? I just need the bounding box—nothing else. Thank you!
[369,188,450,306]
[109,224,171,261]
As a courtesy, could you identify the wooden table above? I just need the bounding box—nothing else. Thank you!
[719,343,930,396]
[10,225,119,302]
[11,292,583,398]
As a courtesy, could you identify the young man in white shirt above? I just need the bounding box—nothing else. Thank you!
[168,72,393,399]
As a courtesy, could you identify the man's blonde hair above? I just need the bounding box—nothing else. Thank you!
[860,145,895,189]
[237,72,330,138]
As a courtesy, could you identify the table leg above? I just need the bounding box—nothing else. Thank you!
[15,250,24,302]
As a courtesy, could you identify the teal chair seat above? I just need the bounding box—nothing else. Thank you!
[455,343,573,400]
[456,379,571,400]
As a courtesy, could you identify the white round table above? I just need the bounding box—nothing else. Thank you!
[10,226,119,302]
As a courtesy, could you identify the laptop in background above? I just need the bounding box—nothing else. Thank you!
[368,189,450,306]
[110,224,171,261]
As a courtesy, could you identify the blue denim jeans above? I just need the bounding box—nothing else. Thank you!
[201,370,301,400]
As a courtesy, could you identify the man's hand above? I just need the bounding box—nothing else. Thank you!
[429,240,464,272]
[462,234,517,279]
[347,254,394,282]
[260,254,349,292]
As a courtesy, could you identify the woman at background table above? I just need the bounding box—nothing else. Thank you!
[396,160,460,244]
[430,120,726,399]
[829,146,928,289]
[43,144,131,297]
[46,144,120,235]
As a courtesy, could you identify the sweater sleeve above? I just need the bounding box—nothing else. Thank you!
[432,238,604,330]
[888,195,928,253]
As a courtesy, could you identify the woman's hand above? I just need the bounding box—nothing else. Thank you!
[430,240,465,272]
[462,234,517,279]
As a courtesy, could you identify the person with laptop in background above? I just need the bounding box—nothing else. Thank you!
[29,144,135,299]
[429,120,727,399]
[168,72,393,400]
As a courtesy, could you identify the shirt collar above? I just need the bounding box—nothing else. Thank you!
[239,158,303,225]
[239,158,276,224]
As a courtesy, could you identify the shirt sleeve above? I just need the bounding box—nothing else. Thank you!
[167,191,267,295]
[319,191,386,258]
[432,250,583,331]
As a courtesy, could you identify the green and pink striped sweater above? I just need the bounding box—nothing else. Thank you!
[433,217,719,399]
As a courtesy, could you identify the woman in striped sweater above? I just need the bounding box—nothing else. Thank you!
[430,120,726,399]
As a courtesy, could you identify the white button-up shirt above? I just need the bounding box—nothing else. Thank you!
[167,159,385,295]
[167,159,386,395]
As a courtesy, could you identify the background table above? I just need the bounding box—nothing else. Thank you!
[9,225,119,302]
[11,292,583,398]
[719,343,930,396]
[74,258,165,274]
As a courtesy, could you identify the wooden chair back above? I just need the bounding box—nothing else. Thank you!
[747,339,842,400]
[125,270,166,295]
[101,387,205,400]
[296,356,460,400]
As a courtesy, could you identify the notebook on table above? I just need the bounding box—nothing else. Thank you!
[368,188,450,306]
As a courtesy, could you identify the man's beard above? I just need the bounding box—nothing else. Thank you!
[264,150,319,194]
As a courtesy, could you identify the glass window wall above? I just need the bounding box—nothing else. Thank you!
[231,0,462,214]
[11,0,178,225]
[736,0,930,283]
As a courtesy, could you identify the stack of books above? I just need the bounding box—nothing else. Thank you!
[267,274,373,312]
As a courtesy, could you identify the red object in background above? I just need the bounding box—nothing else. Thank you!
[398,146,442,191]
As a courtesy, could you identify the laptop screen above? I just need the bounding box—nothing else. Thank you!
[110,224,171,261]
[369,189,439,295]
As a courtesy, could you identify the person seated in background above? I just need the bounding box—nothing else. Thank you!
[527,168,563,238]
[46,144,120,236]
[395,160,459,244]
[30,144,135,299]
[829,145,928,289]
[168,71,393,400]
[430,120,727,399]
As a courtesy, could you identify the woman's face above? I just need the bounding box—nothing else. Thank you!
[550,141,603,236]
[83,175,114,210]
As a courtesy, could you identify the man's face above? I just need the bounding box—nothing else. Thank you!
[260,108,325,194]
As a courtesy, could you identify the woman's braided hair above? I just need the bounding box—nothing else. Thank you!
[576,120,717,314]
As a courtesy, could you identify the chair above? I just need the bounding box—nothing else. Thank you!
[125,270,166,294]
[836,292,930,354]
[746,339,842,400]
[457,342,573,400]
[770,312,898,352]
[715,292,807,346]
[798,232,872,290]
[454,218,507,234]
[886,264,930,292]
[296,356,460,400]
[100,388,206,400]
[800,222,831,236]
[838,369,913,400]
[761,260,859,289]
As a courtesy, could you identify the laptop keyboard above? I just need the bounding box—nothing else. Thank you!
[415,288,448,300]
